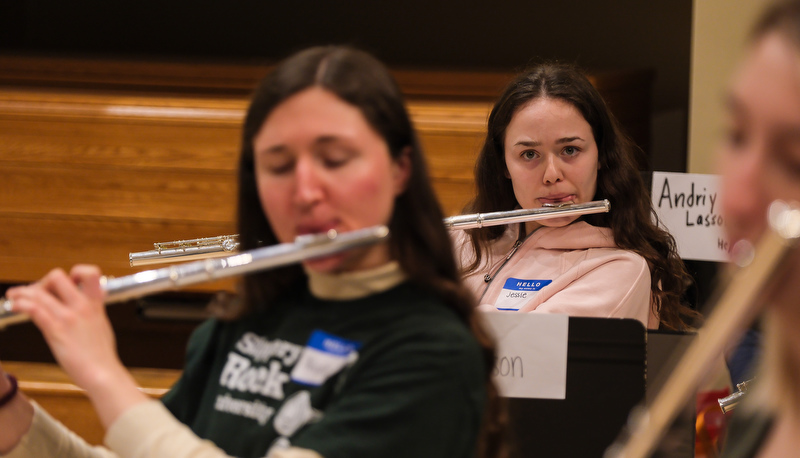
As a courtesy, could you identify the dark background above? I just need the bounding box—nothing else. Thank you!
[0,0,693,171]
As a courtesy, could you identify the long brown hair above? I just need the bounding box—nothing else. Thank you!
[230,46,504,457]
[465,63,698,330]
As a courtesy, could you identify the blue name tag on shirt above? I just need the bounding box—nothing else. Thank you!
[502,278,553,291]
[306,330,361,356]
[290,330,362,386]
[496,277,553,311]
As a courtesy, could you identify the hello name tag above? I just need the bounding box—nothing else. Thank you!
[290,330,361,386]
[495,278,553,311]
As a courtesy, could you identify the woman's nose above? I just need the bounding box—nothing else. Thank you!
[542,155,563,184]
[719,145,769,242]
[293,156,324,208]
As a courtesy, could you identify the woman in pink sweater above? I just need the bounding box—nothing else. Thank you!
[457,64,697,331]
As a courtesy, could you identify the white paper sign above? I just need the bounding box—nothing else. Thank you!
[651,171,730,262]
[482,312,568,399]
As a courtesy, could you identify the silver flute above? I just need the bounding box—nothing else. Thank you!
[0,225,390,330]
[443,199,610,230]
[129,200,611,266]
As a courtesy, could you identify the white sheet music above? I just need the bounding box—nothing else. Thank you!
[482,312,568,399]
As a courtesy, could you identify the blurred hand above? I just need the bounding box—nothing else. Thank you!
[5,265,122,392]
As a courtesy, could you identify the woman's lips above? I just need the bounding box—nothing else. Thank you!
[295,222,339,236]
[538,194,576,205]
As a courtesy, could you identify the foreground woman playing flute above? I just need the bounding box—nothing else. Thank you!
[0,46,503,458]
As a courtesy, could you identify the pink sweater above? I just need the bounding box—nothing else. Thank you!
[456,222,658,329]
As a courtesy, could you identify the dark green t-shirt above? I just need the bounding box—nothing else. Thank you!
[161,281,486,458]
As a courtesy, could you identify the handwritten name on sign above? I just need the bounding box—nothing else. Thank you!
[482,312,568,399]
[651,171,730,262]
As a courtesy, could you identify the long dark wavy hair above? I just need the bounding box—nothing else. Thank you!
[225,46,504,457]
[465,63,698,330]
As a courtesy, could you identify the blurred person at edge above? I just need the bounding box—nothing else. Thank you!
[718,1,800,456]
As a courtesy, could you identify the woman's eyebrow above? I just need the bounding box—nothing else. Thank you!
[513,137,584,148]
[313,135,340,146]
[555,136,584,144]
[257,144,289,156]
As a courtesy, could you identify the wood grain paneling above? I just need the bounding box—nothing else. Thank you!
[0,213,235,282]
[4,361,181,446]
[2,164,236,221]
[0,55,514,100]
[0,87,488,287]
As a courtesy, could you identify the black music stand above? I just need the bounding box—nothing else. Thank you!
[505,317,646,457]
[504,317,696,457]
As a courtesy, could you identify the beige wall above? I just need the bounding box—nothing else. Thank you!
[687,0,766,173]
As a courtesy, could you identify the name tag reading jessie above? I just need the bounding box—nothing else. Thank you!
[496,277,552,311]
[482,312,568,399]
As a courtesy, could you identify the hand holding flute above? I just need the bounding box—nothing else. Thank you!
[3,266,138,428]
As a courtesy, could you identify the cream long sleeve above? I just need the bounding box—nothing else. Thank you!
[4,401,321,458]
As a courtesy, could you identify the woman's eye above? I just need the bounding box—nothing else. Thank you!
[521,150,538,160]
[779,156,800,177]
[322,155,350,169]
[773,138,800,177]
[724,127,745,150]
[269,164,293,175]
[317,146,355,169]
[260,159,294,175]
[720,116,746,150]
[562,146,579,156]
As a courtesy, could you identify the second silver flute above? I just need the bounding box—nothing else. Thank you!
[130,200,611,266]
[443,199,610,230]
[0,225,390,330]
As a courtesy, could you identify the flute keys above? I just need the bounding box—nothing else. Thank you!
[542,201,575,208]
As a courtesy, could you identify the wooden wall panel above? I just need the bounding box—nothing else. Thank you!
[411,101,488,215]
[0,88,488,287]
[0,215,235,282]
[2,164,235,221]
[0,119,241,171]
